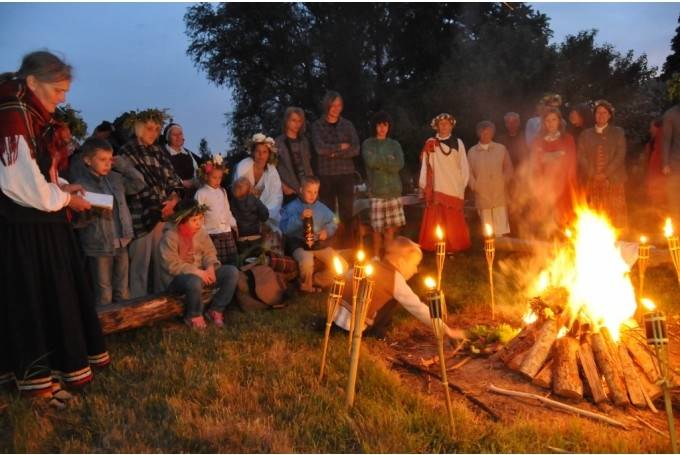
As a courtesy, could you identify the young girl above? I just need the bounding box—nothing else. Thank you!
[194,154,238,266]
[418,113,471,252]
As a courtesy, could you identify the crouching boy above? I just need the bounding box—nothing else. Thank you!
[334,236,466,339]
[280,176,348,292]
[160,199,240,329]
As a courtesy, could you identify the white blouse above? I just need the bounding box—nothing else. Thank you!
[235,157,283,224]
[194,184,237,235]
[0,135,70,211]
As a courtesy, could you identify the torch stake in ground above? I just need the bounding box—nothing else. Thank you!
[435,225,448,321]
[484,224,496,320]
[664,218,680,285]
[319,257,346,382]
[345,265,375,409]
[348,250,366,352]
[643,299,678,453]
[638,235,650,297]
[425,277,456,436]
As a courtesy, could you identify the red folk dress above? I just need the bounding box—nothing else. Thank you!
[418,136,471,252]
[530,132,578,228]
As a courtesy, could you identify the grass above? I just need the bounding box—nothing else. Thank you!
[1,239,678,453]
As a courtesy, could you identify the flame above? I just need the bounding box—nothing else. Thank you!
[641,298,656,312]
[424,276,437,290]
[527,206,636,341]
[523,310,538,325]
[356,250,366,262]
[484,223,493,237]
[665,218,674,238]
[365,264,374,277]
[565,228,572,239]
[640,235,647,244]
[557,327,568,339]
[333,256,344,276]
[435,225,444,240]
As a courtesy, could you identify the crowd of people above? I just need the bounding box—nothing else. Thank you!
[1,50,676,408]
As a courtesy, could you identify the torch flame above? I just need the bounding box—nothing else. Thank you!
[424,276,437,290]
[333,256,344,276]
[665,217,674,238]
[356,250,366,262]
[484,223,493,237]
[435,225,444,240]
[640,235,647,244]
[365,264,374,277]
[557,327,568,339]
[641,298,656,312]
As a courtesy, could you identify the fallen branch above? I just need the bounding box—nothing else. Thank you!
[547,446,570,454]
[448,356,472,371]
[632,414,668,439]
[487,384,628,430]
[388,355,500,422]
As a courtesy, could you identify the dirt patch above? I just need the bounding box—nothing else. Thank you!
[376,308,680,442]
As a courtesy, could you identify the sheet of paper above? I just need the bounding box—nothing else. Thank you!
[84,191,113,209]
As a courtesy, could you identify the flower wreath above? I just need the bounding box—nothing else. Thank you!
[54,104,88,141]
[430,113,456,130]
[197,153,228,182]
[247,133,278,165]
[121,108,170,131]
[169,200,210,225]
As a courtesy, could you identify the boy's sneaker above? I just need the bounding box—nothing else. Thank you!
[184,315,207,330]
[205,310,225,328]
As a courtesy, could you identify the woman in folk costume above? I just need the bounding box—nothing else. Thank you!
[0,51,110,408]
[529,107,578,232]
[577,100,628,231]
[418,113,471,252]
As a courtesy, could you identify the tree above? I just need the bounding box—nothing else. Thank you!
[662,14,680,81]
[198,137,211,159]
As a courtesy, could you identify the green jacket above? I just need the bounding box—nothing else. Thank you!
[361,137,404,199]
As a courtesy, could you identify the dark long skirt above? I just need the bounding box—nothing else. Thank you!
[0,221,110,396]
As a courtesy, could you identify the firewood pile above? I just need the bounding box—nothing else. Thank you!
[497,286,663,409]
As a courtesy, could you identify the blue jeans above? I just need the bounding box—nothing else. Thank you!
[87,247,129,306]
[167,265,240,318]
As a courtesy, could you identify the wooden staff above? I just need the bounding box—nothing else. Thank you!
[345,264,374,409]
[425,277,456,435]
[435,225,448,321]
[319,257,346,381]
[348,250,366,351]
[483,224,496,320]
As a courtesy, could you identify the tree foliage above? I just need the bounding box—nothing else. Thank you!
[662,14,680,81]
[185,3,658,165]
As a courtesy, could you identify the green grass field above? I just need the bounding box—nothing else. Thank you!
[1,245,678,453]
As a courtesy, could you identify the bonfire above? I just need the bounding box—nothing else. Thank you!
[498,206,662,408]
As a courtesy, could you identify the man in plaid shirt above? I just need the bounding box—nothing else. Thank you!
[311,91,360,247]
[120,114,183,297]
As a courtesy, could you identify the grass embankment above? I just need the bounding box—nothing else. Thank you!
[1,246,677,453]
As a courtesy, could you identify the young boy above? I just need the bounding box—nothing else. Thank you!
[280,176,348,292]
[159,199,240,329]
[74,137,145,306]
[333,236,467,339]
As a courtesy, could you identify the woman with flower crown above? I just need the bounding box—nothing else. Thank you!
[418,113,471,252]
[234,133,284,253]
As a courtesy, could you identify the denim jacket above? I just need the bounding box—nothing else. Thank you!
[74,156,145,256]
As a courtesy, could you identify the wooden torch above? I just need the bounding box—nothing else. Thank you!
[664,218,680,285]
[425,276,456,436]
[483,223,496,320]
[345,264,375,409]
[319,257,346,382]
[435,224,448,320]
[348,250,366,351]
[638,235,650,298]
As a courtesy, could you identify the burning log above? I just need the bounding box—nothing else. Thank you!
[621,330,660,383]
[498,324,537,364]
[532,358,553,389]
[590,332,628,406]
[617,344,646,408]
[577,340,608,404]
[553,336,583,400]
[636,363,663,402]
[519,319,557,378]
